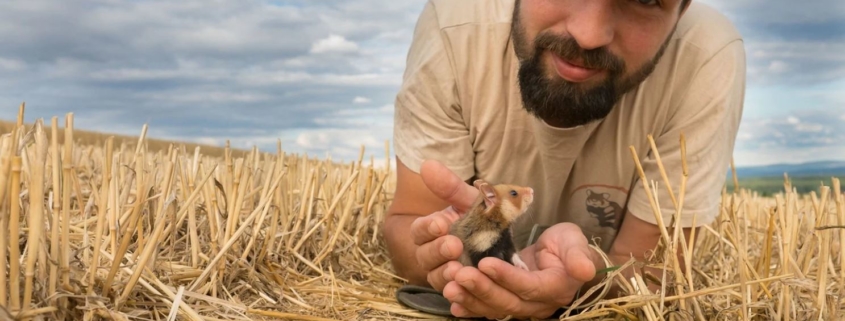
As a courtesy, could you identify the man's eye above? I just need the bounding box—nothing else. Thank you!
[636,0,659,6]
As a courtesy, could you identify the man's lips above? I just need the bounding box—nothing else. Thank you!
[550,53,602,82]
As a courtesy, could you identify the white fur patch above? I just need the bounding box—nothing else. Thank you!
[512,253,529,271]
[467,230,501,251]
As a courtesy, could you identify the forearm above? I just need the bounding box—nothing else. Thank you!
[383,214,428,286]
[583,249,675,299]
[594,248,686,298]
[580,214,694,300]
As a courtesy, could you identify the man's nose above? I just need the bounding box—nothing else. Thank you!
[565,0,615,50]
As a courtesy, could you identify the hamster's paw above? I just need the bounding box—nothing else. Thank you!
[512,253,529,271]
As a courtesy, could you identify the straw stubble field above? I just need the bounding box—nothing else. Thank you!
[0,105,843,320]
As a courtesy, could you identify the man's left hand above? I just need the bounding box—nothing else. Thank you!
[441,223,599,319]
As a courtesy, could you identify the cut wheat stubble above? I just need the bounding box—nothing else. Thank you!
[0,105,842,320]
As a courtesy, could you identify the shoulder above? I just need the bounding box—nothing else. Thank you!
[423,0,515,30]
[672,2,744,60]
[639,2,746,120]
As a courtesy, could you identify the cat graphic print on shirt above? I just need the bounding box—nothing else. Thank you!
[567,185,629,242]
[585,189,624,228]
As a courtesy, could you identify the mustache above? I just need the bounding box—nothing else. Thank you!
[534,32,624,73]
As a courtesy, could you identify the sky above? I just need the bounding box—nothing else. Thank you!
[0,0,842,168]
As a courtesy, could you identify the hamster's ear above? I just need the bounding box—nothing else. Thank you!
[472,179,487,189]
[478,183,498,209]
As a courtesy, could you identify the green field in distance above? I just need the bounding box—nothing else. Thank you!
[726,175,844,196]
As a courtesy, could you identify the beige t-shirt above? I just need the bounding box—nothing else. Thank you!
[393,0,746,250]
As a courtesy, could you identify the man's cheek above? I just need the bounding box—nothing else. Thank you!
[617,32,661,70]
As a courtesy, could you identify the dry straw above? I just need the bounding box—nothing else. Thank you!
[0,104,842,320]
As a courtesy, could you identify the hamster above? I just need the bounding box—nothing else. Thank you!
[449,179,534,271]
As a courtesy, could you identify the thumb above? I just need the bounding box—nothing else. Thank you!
[420,159,479,213]
[566,246,598,283]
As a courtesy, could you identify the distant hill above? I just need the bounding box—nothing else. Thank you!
[0,118,247,159]
[729,160,845,179]
[726,161,845,196]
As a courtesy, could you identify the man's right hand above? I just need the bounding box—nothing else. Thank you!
[410,204,465,291]
[383,159,479,290]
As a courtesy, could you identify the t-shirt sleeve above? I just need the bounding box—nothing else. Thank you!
[392,0,475,180]
[627,39,746,228]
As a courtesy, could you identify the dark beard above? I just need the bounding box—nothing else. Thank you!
[511,1,671,128]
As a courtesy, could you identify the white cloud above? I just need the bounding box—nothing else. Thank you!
[732,145,845,167]
[293,128,392,166]
[310,34,359,54]
[745,42,845,86]
[0,57,25,71]
[0,0,420,168]
[145,91,272,103]
[235,70,401,87]
[295,129,383,149]
[0,0,840,171]
[768,60,789,73]
[795,122,825,133]
[697,0,845,24]
[44,57,89,78]
[312,105,394,129]
[749,42,845,61]
[735,109,845,164]
[195,137,221,147]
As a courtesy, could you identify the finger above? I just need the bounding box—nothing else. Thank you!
[428,260,463,292]
[450,303,483,319]
[449,266,554,318]
[410,210,456,245]
[443,281,502,319]
[565,246,598,283]
[419,160,478,212]
[477,256,569,303]
[415,234,462,271]
[441,260,463,284]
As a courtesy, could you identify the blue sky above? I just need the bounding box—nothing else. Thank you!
[0,0,842,167]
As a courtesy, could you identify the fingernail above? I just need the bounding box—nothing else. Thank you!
[484,266,498,279]
[451,303,464,317]
[443,283,461,302]
[443,265,456,281]
[461,279,475,290]
[440,241,453,258]
[479,259,499,278]
[428,221,441,236]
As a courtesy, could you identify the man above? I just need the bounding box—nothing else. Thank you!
[385,0,745,319]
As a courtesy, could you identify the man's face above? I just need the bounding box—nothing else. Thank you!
[512,0,688,128]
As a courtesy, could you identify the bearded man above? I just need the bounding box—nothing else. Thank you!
[385,0,745,319]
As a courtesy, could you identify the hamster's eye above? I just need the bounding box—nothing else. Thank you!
[510,190,518,197]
